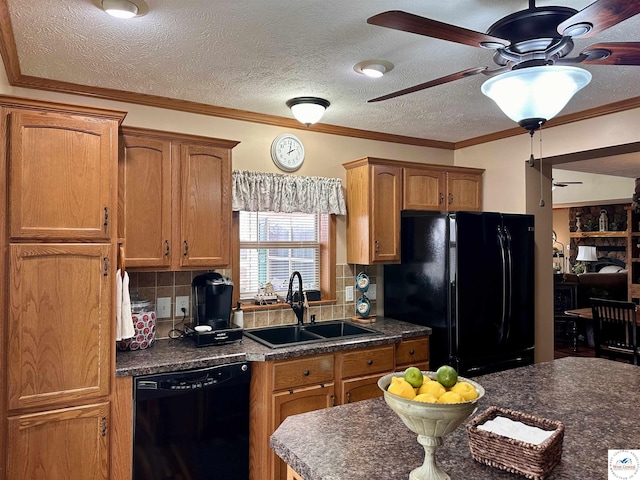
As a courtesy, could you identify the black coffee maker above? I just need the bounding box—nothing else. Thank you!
[192,272,234,330]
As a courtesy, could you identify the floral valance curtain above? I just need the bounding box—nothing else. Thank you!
[232,170,346,215]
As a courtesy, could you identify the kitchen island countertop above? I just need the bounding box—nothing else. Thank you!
[116,316,430,377]
[271,357,640,480]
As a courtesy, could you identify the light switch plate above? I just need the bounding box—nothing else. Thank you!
[157,297,171,318]
[175,296,189,317]
[345,286,354,302]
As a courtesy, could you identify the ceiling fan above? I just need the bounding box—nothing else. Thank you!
[553,179,583,187]
[367,0,640,128]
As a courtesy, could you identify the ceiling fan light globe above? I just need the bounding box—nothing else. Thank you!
[481,66,592,126]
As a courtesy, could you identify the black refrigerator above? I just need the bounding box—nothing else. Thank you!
[384,210,535,376]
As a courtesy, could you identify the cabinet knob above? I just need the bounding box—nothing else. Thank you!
[183,240,189,256]
[448,193,454,205]
[103,207,109,227]
[346,391,351,403]
[439,193,444,204]
[367,359,373,365]
[409,349,415,355]
[303,370,310,376]
[375,240,380,253]
[165,240,170,256]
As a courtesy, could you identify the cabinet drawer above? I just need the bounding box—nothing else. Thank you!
[340,345,394,379]
[396,337,430,367]
[273,355,334,391]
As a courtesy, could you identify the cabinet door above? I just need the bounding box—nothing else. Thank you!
[119,134,172,267]
[371,164,401,263]
[179,143,232,267]
[273,384,335,480]
[9,110,115,240]
[403,167,445,210]
[7,402,110,480]
[340,375,385,404]
[446,172,482,211]
[7,244,111,411]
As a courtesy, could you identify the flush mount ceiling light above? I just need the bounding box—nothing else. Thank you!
[353,60,394,78]
[286,97,330,126]
[481,65,592,132]
[99,0,145,18]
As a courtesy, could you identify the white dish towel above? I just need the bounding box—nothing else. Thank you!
[478,416,555,445]
[116,269,135,341]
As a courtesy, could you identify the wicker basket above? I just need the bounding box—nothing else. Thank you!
[466,406,564,480]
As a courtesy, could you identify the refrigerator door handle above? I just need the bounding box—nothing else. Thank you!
[497,226,508,343]
[503,226,513,341]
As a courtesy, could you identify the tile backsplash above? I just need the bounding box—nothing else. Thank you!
[126,264,378,340]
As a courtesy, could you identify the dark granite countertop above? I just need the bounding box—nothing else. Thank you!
[271,357,640,480]
[116,317,430,377]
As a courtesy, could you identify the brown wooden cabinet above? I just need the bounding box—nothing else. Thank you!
[250,337,430,480]
[336,345,394,404]
[7,243,112,411]
[119,127,239,269]
[344,158,402,265]
[7,402,110,480]
[344,157,483,264]
[0,97,125,480]
[9,109,114,240]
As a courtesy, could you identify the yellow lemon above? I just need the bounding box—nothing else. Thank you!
[413,393,438,403]
[417,380,445,398]
[437,391,465,404]
[449,381,478,401]
[387,377,416,400]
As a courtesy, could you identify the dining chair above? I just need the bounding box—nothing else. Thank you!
[590,298,638,365]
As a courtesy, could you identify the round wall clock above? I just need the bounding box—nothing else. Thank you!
[271,133,305,172]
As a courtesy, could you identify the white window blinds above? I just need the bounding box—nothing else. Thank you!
[239,211,326,298]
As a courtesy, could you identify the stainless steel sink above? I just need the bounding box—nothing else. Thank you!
[243,320,381,349]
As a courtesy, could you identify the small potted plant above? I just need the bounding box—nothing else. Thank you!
[584,220,597,232]
[609,221,620,231]
[573,262,585,274]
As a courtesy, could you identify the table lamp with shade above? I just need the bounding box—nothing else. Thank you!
[576,245,598,273]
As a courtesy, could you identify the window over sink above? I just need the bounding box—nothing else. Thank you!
[237,211,333,301]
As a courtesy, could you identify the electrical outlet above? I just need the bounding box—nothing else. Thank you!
[368,284,377,300]
[345,285,354,302]
[157,297,171,318]
[175,296,189,317]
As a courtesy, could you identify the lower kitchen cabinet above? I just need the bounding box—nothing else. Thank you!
[272,384,335,480]
[250,337,430,480]
[7,402,110,480]
[395,336,430,371]
[336,345,394,404]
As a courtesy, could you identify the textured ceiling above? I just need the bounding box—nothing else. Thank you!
[4,0,640,145]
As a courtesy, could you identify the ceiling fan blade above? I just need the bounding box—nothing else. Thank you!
[580,42,640,65]
[367,11,509,49]
[368,67,488,103]
[557,0,640,38]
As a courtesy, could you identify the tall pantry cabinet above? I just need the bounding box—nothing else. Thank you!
[0,97,126,480]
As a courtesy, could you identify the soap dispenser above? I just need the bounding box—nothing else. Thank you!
[233,302,244,328]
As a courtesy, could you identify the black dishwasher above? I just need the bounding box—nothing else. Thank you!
[133,362,251,480]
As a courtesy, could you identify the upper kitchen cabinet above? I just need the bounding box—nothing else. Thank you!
[119,127,239,270]
[344,158,402,265]
[344,157,484,264]
[403,165,483,212]
[446,171,483,211]
[8,108,121,241]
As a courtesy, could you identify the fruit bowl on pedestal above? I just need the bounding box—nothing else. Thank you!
[378,372,485,480]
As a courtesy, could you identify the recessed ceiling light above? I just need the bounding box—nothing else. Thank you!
[354,60,394,78]
[94,0,149,19]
